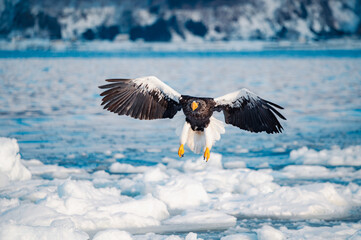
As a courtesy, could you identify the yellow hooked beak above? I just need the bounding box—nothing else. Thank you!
[191,101,198,111]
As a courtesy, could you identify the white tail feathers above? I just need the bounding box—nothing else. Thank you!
[186,130,206,154]
[177,116,225,154]
[206,116,226,146]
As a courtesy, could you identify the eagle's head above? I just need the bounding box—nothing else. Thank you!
[190,100,208,113]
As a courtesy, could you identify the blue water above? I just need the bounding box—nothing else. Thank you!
[0,49,360,237]
[1,50,360,169]
[1,49,361,59]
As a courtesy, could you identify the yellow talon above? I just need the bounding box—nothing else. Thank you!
[204,147,210,162]
[178,144,184,158]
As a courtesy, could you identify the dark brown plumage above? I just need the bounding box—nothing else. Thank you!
[99,79,181,120]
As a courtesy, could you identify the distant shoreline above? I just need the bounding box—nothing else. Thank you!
[1,39,361,58]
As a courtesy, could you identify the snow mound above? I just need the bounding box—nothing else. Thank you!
[276,165,360,181]
[1,137,360,239]
[23,159,85,179]
[0,220,89,240]
[0,137,31,186]
[155,176,209,211]
[164,210,236,230]
[93,229,133,240]
[281,223,361,239]
[256,225,284,240]
[217,183,352,219]
[109,162,151,173]
[43,180,168,230]
[290,145,361,166]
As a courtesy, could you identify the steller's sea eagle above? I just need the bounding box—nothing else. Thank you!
[99,76,286,161]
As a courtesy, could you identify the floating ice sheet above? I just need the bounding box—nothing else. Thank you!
[1,138,360,239]
[290,145,361,166]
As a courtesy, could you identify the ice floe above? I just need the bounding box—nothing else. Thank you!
[0,137,31,186]
[0,220,89,240]
[290,145,361,166]
[0,138,360,239]
[109,163,152,174]
[93,229,133,240]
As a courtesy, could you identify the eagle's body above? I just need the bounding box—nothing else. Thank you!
[99,76,286,161]
[180,96,215,131]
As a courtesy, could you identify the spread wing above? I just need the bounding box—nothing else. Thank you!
[214,89,286,133]
[99,76,182,120]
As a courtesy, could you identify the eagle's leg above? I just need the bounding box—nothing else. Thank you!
[203,127,212,161]
[178,144,184,158]
[178,122,190,158]
[204,147,210,161]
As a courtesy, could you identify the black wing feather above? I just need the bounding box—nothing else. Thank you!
[216,92,286,134]
[99,78,181,120]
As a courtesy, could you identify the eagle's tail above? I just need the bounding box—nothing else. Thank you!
[186,130,205,154]
[178,117,225,154]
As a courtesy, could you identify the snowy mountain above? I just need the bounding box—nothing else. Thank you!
[1,0,360,42]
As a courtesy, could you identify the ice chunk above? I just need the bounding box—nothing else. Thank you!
[17,179,168,231]
[23,159,85,179]
[163,210,236,230]
[221,234,255,240]
[155,176,209,211]
[166,153,223,172]
[0,179,167,232]
[256,225,284,240]
[143,167,169,182]
[93,229,133,240]
[182,153,223,172]
[280,223,361,239]
[290,146,361,166]
[217,183,351,219]
[276,165,356,180]
[0,204,67,227]
[0,220,89,240]
[185,232,199,240]
[0,137,31,186]
[97,194,170,221]
[109,163,150,173]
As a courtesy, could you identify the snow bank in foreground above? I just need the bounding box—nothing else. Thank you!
[0,138,360,239]
[290,145,361,166]
[215,182,354,219]
[0,220,89,240]
[0,137,31,186]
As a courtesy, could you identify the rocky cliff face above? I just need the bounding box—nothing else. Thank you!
[1,0,360,42]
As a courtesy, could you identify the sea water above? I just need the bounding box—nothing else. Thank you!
[0,49,360,239]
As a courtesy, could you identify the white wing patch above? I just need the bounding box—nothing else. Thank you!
[132,76,181,103]
[214,88,259,108]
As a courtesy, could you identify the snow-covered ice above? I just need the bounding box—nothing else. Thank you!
[0,138,360,239]
[0,137,31,186]
[290,145,361,166]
